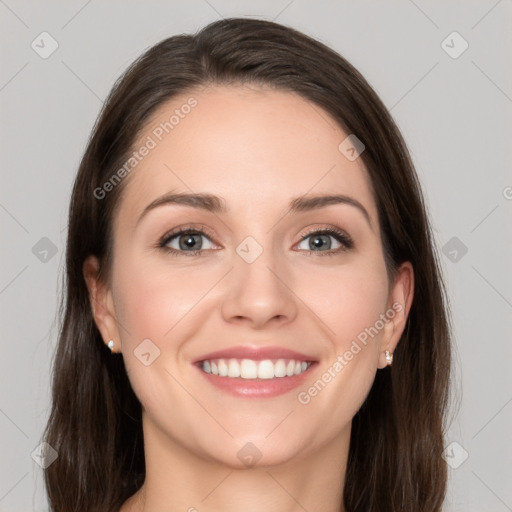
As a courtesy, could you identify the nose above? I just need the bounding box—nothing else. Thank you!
[220,248,298,329]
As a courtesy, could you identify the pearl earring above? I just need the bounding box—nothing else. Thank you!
[385,350,393,366]
[107,340,114,352]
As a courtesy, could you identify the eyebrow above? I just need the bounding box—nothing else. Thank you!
[136,191,373,230]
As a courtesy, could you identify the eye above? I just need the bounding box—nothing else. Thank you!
[295,227,354,256]
[157,225,354,257]
[158,226,217,256]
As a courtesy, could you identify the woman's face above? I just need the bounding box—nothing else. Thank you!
[86,84,412,468]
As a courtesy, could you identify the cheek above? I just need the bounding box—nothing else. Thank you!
[305,260,390,416]
[113,256,214,345]
[292,257,389,413]
[111,257,214,419]
[298,257,390,350]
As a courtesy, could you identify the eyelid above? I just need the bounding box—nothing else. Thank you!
[298,225,352,242]
[296,225,354,253]
[158,223,219,247]
[157,223,354,255]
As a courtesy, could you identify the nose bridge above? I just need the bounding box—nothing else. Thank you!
[220,231,297,327]
[234,232,286,299]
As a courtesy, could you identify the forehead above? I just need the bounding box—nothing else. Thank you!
[116,84,377,224]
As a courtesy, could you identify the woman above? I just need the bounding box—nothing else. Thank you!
[44,17,452,512]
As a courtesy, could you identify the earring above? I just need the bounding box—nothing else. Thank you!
[107,340,115,352]
[385,350,393,366]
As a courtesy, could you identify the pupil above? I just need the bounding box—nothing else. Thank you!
[312,235,330,250]
[180,234,200,250]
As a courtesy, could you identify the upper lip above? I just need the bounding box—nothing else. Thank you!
[193,346,317,363]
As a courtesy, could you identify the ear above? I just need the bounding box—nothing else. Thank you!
[377,261,414,369]
[83,255,122,353]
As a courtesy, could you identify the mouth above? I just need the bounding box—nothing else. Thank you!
[193,346,317,398]
[199,358,312,379]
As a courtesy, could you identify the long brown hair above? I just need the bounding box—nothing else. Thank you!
[44,17,452,512]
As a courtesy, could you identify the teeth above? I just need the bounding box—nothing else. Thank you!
[257,360,274,379]
[274,359,286,377]
[227,358,240,378]
[218,359,228,376]
[241,359,258,378]
[201,358,311,379]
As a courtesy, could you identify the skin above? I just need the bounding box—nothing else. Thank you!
[84,84,414,512]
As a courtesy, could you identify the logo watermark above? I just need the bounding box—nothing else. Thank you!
[297,302,403,405]
[93,97,198,200]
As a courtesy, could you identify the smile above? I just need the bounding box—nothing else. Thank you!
[200,358,312,379]
[193,345,317,398]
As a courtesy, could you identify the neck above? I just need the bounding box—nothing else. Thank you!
[122,414,349,512]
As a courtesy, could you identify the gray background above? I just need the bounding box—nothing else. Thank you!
[1,1,511,510]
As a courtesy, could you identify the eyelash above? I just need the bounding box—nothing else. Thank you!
[157,224,354,257]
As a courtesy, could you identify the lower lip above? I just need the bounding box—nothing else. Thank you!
[195,363,317,398]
